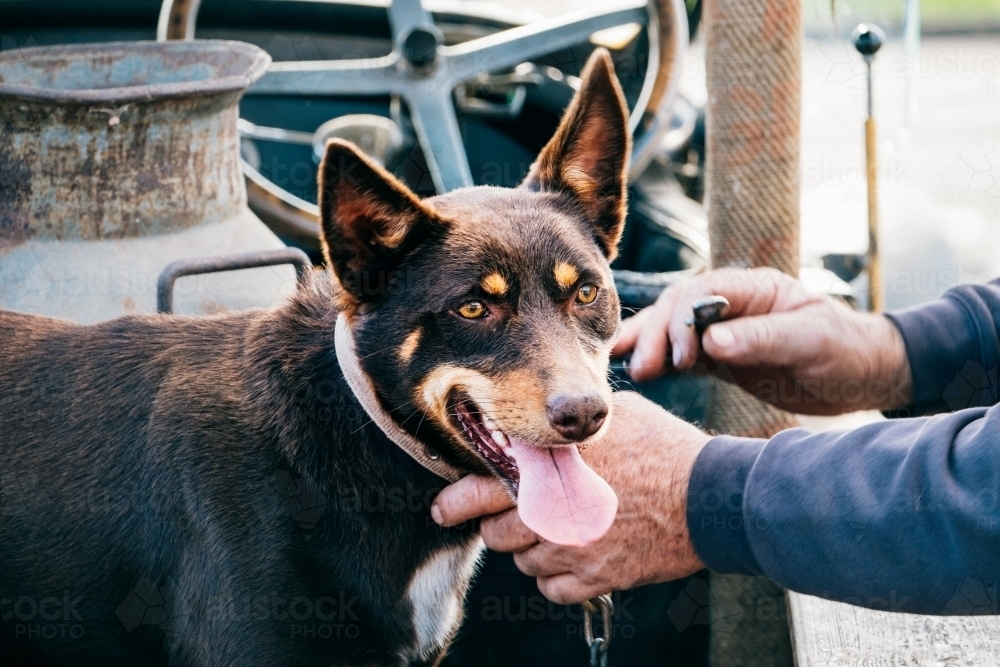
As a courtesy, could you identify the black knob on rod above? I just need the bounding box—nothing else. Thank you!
[852,23,885,61]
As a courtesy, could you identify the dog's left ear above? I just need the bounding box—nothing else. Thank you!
[318,139,445,308]
[522,48,631,259]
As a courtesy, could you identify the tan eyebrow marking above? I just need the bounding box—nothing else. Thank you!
[398,327,422,363]
[481,272,508,296]
[554,262,580,289]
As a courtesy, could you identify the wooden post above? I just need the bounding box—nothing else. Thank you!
[704,0,802,663]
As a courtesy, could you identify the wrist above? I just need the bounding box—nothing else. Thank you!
[662,426,710,579]
[837,309,913,412]
[872,313,914,411]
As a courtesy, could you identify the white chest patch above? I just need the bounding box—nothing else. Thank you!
[403,538,484,662]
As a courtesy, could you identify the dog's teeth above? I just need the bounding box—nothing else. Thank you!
[482,415,498,431]
[491,430,508,447]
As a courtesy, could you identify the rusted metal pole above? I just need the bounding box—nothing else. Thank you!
[704,0,800,438]
[704,0,802,663]
[705,0,801,278]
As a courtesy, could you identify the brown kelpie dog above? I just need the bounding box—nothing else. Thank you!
[0,50,627,666]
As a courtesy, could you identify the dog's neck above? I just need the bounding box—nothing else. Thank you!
[243,285,455,495]
[334,314,463,483]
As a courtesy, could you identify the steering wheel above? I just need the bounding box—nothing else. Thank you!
[158,0,688,249]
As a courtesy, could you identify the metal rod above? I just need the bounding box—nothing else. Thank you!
[157,248,312,314]
[865,113,882,312]
[853,23,884,312]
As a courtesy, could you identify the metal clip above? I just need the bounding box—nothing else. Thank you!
[582,594,614,667]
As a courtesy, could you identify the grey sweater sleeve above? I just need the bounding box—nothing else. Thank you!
[686,280,1000,614]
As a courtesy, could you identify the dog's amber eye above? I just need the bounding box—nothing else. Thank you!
[576,284,599,305]
[457,301,487,319]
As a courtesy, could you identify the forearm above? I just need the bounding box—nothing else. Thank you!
[688,406,1000,614]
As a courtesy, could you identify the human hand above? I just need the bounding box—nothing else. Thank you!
[431,391,709,604]
[613,267,913,415]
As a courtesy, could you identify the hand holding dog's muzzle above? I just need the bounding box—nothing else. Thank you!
[434,391,710,605]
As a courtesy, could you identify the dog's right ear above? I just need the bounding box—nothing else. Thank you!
[318,139,445,309]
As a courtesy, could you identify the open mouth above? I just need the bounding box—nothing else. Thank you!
[446,390,619,547]
[451,394,520,488]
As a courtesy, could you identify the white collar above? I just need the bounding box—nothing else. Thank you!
[334,314,463,482]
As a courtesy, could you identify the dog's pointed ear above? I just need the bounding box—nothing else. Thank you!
[521,49,631,259]
[318,139,444,308]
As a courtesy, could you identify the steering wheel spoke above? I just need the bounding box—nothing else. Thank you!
[388,0,434,45]
[250,56,401,96]
[441,0,649,80]
[406,87,474,192]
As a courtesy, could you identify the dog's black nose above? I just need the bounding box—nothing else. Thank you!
[546,394,608,441]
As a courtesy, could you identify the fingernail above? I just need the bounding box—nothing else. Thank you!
[672,345,682,367]
[709,325,735,349]
[431,504,444,526]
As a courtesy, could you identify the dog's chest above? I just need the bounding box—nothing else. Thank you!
[402,538,484,662]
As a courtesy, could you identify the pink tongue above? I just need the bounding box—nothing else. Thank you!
[508,437,618,547]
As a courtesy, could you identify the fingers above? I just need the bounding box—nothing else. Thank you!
[685,267,794,317]
[610,308,647,358]
[481,509,539,553]
[537,574,605,605]
[513,542,571,578]
[431,475,513,527]
[665,269,763,369]
[664,283,705,371]
[701,309,822,368]
[666,267,814,370]
[625,288,679,381]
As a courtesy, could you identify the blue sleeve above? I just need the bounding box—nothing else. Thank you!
[886,278,1000,416]
[687,407,1000,614]
[686,280,1000,613]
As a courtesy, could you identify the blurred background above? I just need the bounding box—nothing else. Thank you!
[6,0,999,311]
[516,0,1000,310]
[798,0,1000,309]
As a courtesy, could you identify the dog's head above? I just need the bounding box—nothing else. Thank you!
[318,50,628,545]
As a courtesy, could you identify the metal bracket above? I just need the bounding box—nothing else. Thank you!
[157,248,312,314]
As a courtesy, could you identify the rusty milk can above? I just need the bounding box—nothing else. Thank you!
[0,40,301,322]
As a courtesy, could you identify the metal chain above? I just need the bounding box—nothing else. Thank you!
[582,594,614,667]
